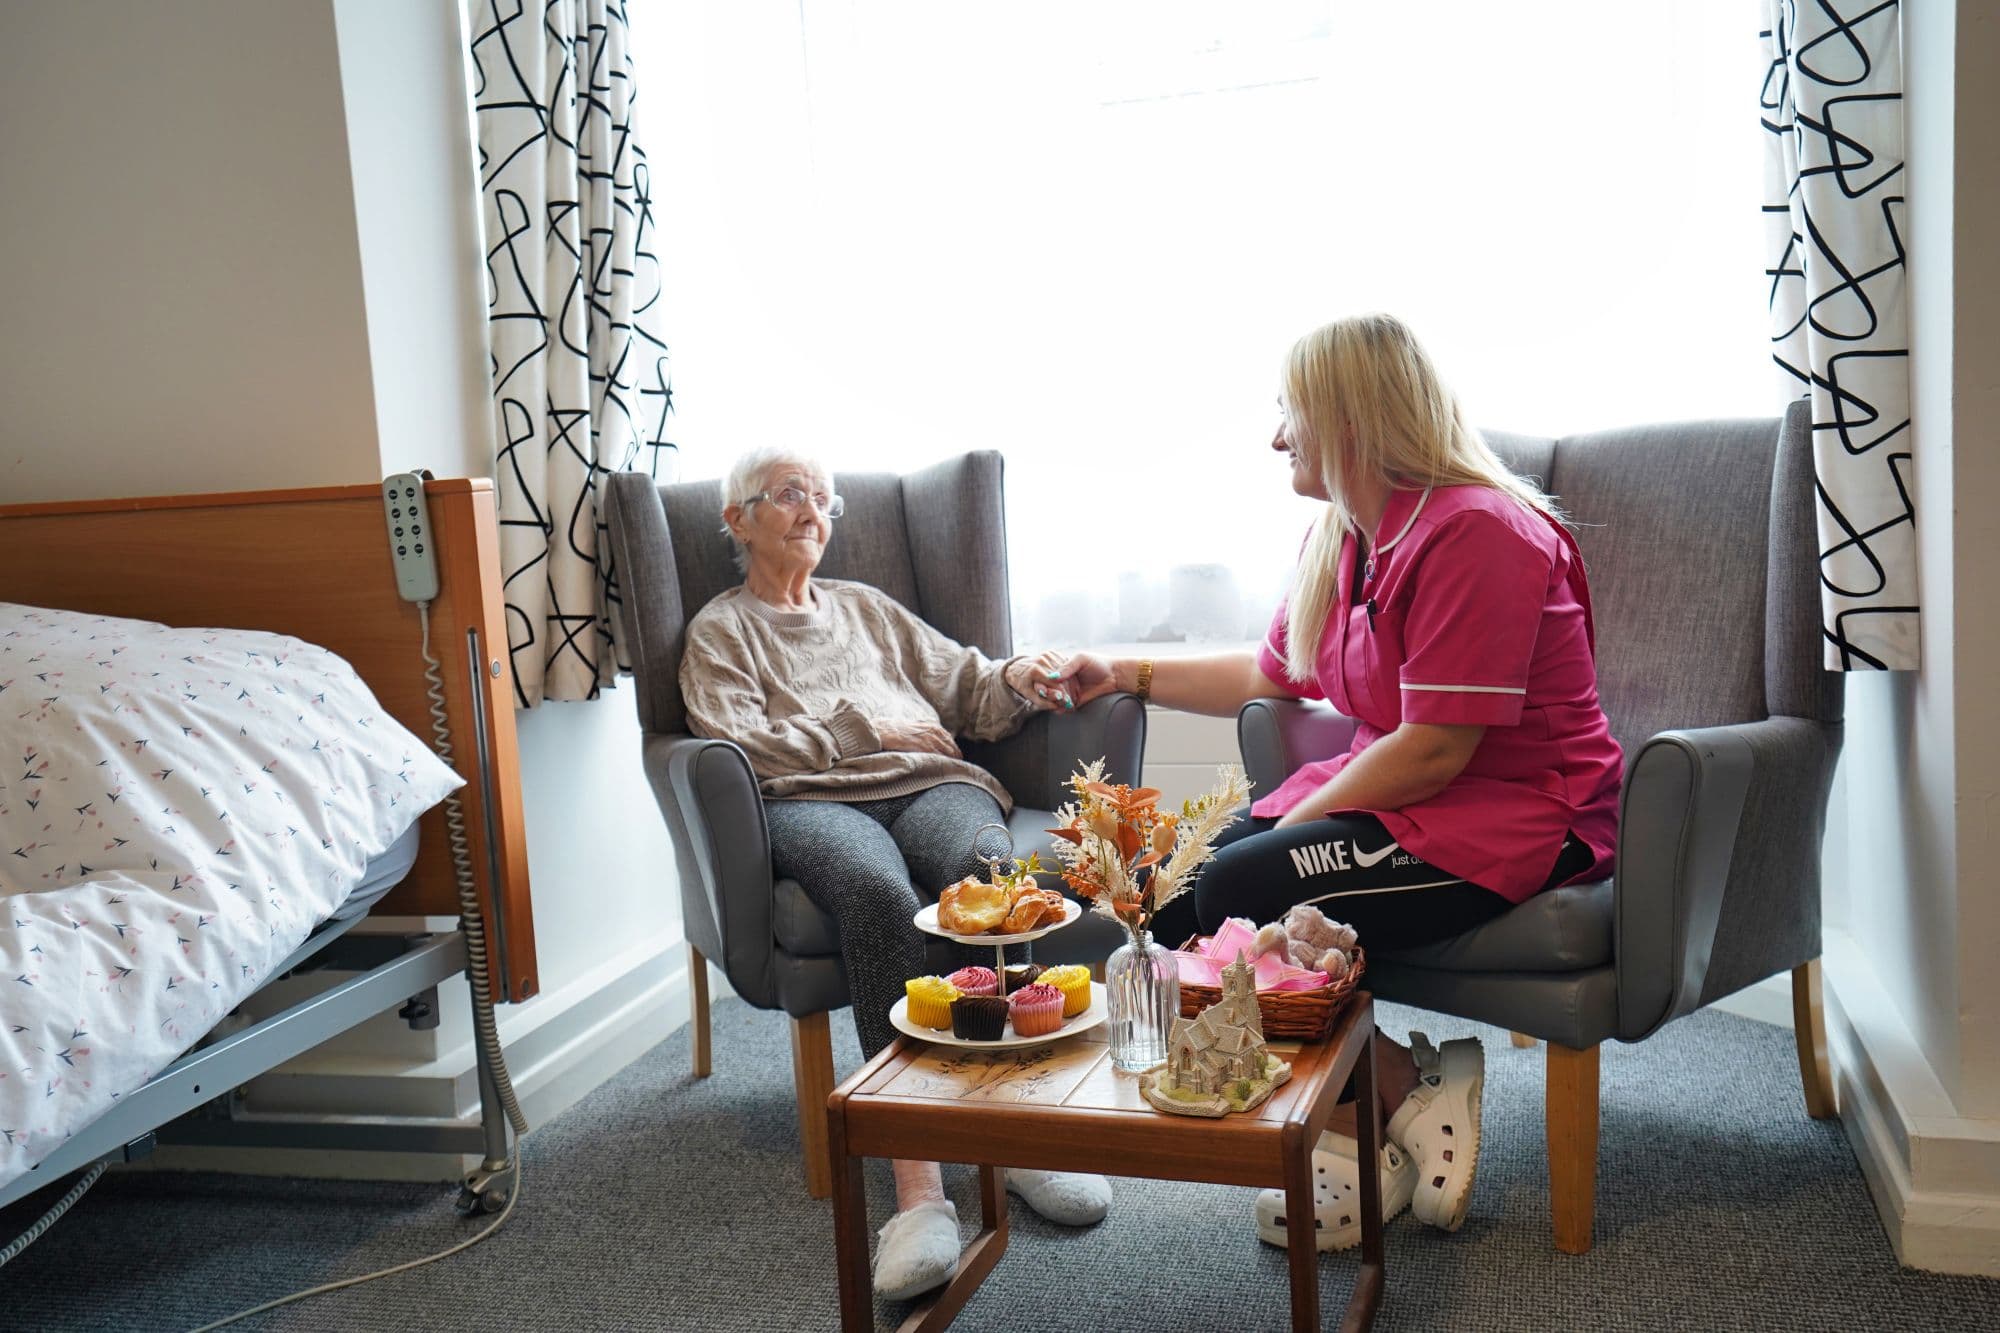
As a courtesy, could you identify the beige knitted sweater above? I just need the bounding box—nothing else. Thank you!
[679,579,1033,810]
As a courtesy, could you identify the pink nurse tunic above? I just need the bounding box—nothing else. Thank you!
[1252,484,1623,903]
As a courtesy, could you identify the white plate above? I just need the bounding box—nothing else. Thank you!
[912,896,1082,945]
[890,981,1106,1049]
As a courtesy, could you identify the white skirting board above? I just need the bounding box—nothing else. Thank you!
[138,930,693,1183]
[1823,930,2000,1276]
[1710,973,1795,1030]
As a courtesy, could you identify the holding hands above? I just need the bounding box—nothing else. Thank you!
[876,650,1125,760]
[1006,649,1119,712]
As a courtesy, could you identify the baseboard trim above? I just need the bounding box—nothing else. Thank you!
[139,930,693,1183]
[1824,930,2000,1276]
[1710,973,1793,1029]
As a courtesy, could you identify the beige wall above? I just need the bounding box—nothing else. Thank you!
[0,1,380,501]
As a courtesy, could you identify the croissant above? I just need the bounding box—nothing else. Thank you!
[938,877,1009,934]
[1001,887,1066,934]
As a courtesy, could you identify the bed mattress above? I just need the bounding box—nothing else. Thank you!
[329,821,422,923]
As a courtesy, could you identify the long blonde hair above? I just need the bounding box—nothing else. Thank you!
[1281,314,1559,683]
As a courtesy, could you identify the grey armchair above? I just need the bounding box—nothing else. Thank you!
[604,453,1144,1198]
[1238,400,1841,1253]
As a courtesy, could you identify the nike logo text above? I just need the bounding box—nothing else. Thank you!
[1289,841,1352,877]
[1289,839,1402,877]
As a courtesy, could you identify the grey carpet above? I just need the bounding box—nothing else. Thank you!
[4,999,1998,1332]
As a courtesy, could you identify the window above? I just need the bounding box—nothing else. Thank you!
[634,1,1769,647]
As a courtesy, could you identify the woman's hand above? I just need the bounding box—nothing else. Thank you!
[1047,651,1118,705]
[876,718,962,757]
[1006,650,1083,711]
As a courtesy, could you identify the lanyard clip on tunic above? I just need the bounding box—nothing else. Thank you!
[1358,550,1378,633]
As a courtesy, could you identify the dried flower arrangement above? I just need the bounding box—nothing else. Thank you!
[1043,758,1252,947]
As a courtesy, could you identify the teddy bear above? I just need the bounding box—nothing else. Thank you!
[1252,903,1359,981]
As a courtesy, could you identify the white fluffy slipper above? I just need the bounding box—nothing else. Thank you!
[1386,1032,1485,1231]
[872,1199,961,1301]
[1005,1169,1113,1226]
[1254,1132,1414,1252]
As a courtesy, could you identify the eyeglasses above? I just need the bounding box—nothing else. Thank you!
[746,483,845,519]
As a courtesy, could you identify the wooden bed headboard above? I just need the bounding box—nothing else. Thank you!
[0,479,538,1002]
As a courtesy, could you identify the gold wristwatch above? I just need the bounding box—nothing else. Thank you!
[1134,658,1154,702]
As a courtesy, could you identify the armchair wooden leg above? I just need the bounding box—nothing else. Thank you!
[688,943,712,1079]
[1793,959,1837,1120]
[792,1011,836,1199]
[1546,1041,1600,1255]
[1511,1031,1537,1048]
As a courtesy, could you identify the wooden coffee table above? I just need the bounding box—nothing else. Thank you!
[826,992,1383,1332]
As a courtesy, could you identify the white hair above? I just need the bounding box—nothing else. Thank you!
[719,448,832,571]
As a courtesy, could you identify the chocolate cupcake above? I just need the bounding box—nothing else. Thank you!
[1001,963,1043,992]
[951,994,1009,1041]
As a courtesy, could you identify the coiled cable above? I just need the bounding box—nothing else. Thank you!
[419,601,527,1136]
[0,1162,106,1270]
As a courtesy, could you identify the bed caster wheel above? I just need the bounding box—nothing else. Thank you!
[457,1161,515,1217]
[456,1183,508,1216]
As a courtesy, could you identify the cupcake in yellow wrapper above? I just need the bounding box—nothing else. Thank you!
[904,976,960,1030]
[1037,964,1092,1018]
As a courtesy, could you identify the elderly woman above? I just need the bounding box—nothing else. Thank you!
[679,447,1112,1302]
[1058,314,1622,1253]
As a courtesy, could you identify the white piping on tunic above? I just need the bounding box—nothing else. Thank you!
[1372,486,1432,554]
[1401,682,1527,695]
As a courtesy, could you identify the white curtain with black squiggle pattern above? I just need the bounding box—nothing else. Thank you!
[471,0,675,705]
[1761,0,1916,670]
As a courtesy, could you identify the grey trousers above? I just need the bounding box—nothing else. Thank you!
[764,782,1024,1058]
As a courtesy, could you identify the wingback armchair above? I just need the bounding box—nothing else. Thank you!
[604,453,1143,1197]
[1238,400,1842,1253]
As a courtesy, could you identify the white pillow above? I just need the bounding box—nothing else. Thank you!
[0,602,460,908]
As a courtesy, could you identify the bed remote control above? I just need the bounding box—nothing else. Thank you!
[381,472,440,603]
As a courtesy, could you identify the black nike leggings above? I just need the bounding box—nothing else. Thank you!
[1147,806,1592,952]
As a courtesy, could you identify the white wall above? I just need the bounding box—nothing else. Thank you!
[0,0,380,501]
[1833,0,1963,1101]
[332,0,492,482]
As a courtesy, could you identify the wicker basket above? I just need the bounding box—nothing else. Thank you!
[1174,937,1365,1042]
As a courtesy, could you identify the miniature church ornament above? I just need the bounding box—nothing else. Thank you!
[1139,951,1292,1117]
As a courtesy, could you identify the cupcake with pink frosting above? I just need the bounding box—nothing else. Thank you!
[946,965,998,997]
[1006,982,1065,1037]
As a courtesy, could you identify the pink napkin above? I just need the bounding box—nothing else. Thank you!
[1172,916,1329,991]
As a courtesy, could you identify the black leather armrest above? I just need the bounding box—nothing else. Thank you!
[1236,698,1358,804]
[640,732,779,1009]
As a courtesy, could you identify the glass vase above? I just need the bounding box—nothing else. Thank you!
[1105,930,1179,1073]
